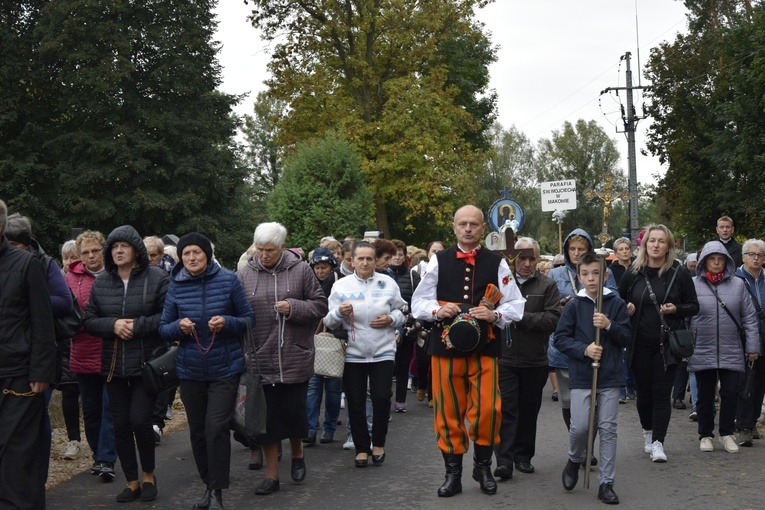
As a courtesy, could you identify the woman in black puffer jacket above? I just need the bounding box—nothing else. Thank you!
[84,225,168,503]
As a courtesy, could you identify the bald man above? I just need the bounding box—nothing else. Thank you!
[412,205,525,497]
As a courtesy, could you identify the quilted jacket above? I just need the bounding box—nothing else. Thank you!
[238,248,328,384]
[688,241,760,372]
[159,260,255,381]
[83,226,169,379]
[66,260,103,374]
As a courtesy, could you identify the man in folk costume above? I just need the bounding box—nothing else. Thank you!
[412,205,525,497]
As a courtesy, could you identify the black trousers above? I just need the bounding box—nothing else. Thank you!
[632,344,676,443]
[696,368,738,438]
[180,376,239,490]
[152,382,178,430]
[672,363,689,401]
[0,376,46,510]
[495,365,548,466]
[343,361,394,453]
[394,336,415,403]
[59,383,81,441]
[106,376,156,482]
[414,342,432,399]
[737,356,765,430]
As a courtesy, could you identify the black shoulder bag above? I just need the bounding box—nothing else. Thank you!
[644,266,696,366]
[141,276,179,394]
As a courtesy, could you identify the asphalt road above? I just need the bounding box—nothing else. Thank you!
[47,384,764,509]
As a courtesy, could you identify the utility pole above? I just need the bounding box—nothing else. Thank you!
[601,52,649,245]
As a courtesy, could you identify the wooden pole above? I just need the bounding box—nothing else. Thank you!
[583,254,606,490]
[558,222,563,255]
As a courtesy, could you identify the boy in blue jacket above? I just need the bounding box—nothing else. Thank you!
[553,252,630,505]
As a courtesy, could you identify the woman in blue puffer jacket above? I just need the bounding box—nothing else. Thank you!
[159,233,255,510]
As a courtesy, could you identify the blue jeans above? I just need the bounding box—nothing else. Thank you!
[78,373,117,463]
[306,374,343,436]
[689,372,698,412]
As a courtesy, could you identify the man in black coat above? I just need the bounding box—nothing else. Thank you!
[0,199,56,509]
[716,216,743,267]
[494,237,561,480]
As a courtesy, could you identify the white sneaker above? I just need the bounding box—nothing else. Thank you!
[342,435,354,450]
[340,393,346,409]
[63,440,81,460]
[643,429,652,453]
[700,437,714,452]
[719,435,739,453]
[650,440,667,462]
[153,424,162,445]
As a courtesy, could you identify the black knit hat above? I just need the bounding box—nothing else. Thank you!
[177,232,213,263]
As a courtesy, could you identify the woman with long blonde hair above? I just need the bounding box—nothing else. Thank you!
[618,225,699,463]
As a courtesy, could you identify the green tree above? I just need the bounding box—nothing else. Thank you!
[268,133,373,248]
[535,119,627,244]
[0,1,58,239]
[645,1,765,245]
[246,0,497,238]
[241,91,288,225]
[478,123,547,240]
[0,0,253,263]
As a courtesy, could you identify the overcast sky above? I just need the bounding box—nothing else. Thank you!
[214,0,689,185]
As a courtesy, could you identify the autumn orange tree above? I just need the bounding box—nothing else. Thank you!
[245,0,497,240]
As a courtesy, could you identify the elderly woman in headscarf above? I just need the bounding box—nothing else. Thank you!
[238,222,328,496]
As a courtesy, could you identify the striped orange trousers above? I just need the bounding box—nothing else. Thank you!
[431,354,501,454]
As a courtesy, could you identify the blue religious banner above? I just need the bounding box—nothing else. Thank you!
[487,186,526,233]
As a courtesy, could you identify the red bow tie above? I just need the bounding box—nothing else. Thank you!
[456,249,477,266]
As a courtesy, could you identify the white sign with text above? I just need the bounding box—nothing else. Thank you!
[540,180,577,212]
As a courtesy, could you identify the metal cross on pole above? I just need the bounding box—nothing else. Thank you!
[585,172,629,247]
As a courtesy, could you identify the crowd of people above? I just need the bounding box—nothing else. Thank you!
[1,196,763,509]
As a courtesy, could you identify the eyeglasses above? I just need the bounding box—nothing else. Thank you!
[744,252,764,259]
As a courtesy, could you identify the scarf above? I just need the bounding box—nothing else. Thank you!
[456,249,477,266]
[706,271,724,285]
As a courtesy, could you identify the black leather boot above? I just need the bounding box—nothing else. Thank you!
[208,489,224,510]
[437,453,463,497]
[562,459,580,491]
[192,489,211,509]
[472,446,497,494]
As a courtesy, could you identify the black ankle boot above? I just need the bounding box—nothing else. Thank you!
[562,459,580,491]
[192,489,211,509]
[472,445,497,495]
[208,489,223,510]
[437,453,463,497]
